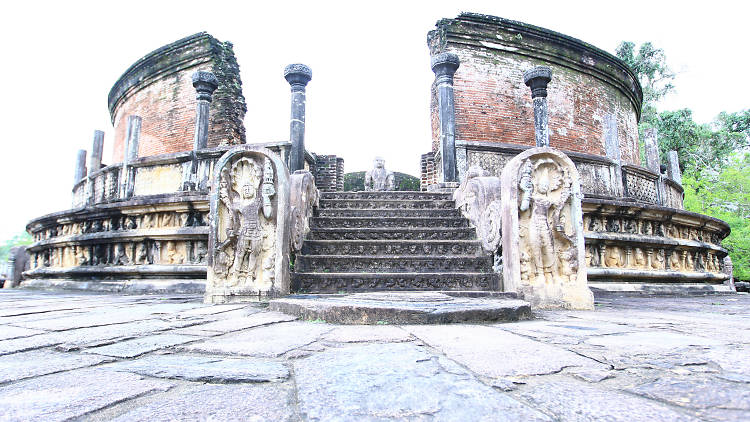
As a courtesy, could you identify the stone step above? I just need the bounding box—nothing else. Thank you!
[319,199,455,210]
[295,255,493,273]
[301,240,484,256]
[291,272,500,293]
[307,228,477,241]
[320,192,452,201]
[310,217,469,229]
[317,208,461,218]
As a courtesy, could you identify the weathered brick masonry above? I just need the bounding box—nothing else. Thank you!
[109,33,246,162]
[314,155,345,192]
[428,13,642,165]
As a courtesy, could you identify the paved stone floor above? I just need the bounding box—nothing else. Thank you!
[0,289,748,421]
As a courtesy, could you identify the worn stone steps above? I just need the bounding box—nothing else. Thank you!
[320,192,452,201]
[291,272,500,293]
[307,228,477,241]
[301,240,484,256]
[317,208,461,218]
[319,199,455,210]
[295,255,493,273]
[311,217,469,229]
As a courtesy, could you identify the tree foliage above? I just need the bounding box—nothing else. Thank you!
[0,231,32,264]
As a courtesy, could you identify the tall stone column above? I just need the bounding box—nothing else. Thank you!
[524,66,552,148]
[667,150,682,184]
[120,115,141,199]
[284,64,312,173]
[89,130,104,176]
[73,150,87,185]
[643,128,660,173]
[192,71,219,150]
[431,53,460,183]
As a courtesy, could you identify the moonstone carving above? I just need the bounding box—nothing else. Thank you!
[501,147,593,310]
[206,146,291,303]
[364,157,395,191]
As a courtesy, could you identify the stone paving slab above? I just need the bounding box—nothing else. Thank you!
[0,290,748,421]
[0,368,173,422]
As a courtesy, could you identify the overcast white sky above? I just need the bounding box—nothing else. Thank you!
[1,0,748,242]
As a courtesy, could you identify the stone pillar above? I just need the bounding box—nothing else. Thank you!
[723,256,735,289]
[120,115,141,198]
[192,71,219,150]
[604,114,624,196]
[4,254,16,289]
[73,149,87,185]
[643,128,660,173]
[431,53,460,183]
[667,150,682,184]
[284,64,312,173]
[524,66,552,148]
[89,130,104,176]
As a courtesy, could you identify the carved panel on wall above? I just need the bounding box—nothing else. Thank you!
[206,146,290,303]
[501,147,594,310]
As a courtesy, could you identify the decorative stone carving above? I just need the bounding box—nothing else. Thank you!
[501,147,593,310]
[452,165,503,253]
[289,170,319,252]
[364,157,395,191]
[206,146,290,303]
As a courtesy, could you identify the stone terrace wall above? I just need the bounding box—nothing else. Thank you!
[314,155,344,192]
[108,32,246,162]
[428,13,642,165]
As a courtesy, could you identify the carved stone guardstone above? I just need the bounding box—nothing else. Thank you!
[289,169,319,252]
[501,147,594,310]
[364,157,395,191]
[206,146,291,303]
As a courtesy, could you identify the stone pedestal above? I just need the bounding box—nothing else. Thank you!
[205,146,291,303]
[500,147,593,309]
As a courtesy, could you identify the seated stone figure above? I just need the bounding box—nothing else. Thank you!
[364,157,395,191]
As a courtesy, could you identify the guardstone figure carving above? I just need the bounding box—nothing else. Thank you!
[206,146,291,303]
[364,157,395,191]
[501,147,593,309]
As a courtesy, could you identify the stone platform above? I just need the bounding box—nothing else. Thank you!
[268,291,531,324]
[1,289,749,421]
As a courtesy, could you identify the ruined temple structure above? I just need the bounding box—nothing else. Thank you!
[20,13,734,302]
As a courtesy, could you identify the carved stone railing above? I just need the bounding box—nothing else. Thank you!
[621,164,660,204]
[452,166,502,255]
[289,170,319,252]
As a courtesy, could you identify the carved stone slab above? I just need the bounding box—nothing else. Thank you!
[206,146,291,303]
[500,147,593,310]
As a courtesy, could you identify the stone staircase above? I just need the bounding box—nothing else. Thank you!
[291,191,499,293]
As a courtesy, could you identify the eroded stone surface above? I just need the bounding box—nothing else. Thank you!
[106,354,289,383]
[322,325,412,343]
[406,325,602,378]
[0,350,114,383]
[176,311,296,335]
[627,376,750,411]
[294,342,550,421]
[84,334,197,358]
[0,368,173,422]
[0,325,45,340]
[183,322,331,357]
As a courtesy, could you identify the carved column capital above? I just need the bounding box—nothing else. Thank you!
[524,66,552,98]
[431,52,460,85]
[284,64,312,91]
[192,71,219,102]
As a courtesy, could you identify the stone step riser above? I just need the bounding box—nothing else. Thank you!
[295,256,493,273]
[320,192,452,201]
[311,218,469,229]
[301,241,484,256]
[291,273,500,292]
[307,229,477,241]
[317,209,461,218]
[319,200,455,210]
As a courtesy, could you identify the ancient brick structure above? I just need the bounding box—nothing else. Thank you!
[314,155,345,192]
[420,152,437,191]
[109,32,247,162]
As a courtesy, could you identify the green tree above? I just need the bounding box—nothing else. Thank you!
[0,231,32,263]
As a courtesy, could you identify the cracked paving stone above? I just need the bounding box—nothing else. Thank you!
[565,367,615,383]
[515,377,701,421]
[585,331,723,353]
[110,383,296,422]
[0,350,114,384]
[83,334,198,358]
[406,325,603,378]
[0,368,173,422]
[294,342,551,421]
[183,321,332,357]
[322,325,412,343]
[627,376,750,411]
[173,311,296,335]
[0,325,45,340]
[105,354,289,383]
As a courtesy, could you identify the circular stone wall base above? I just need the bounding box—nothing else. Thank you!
[268,292,532,324]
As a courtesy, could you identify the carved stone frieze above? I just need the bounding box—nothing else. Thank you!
[501,147,594,310]
[206,146,290,303]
